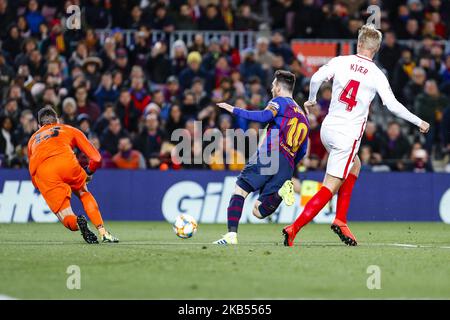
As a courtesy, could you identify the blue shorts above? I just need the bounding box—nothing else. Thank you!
[236,151,294,201]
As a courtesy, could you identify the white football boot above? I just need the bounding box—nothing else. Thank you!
[213,232,238,245]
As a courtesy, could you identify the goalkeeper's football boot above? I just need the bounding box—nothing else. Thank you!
[282,225,297,247]
[213,232,238,245]
[331,219,357,246]
[278,180,295,206]
[101,231,120,243]
[77,215,99,244]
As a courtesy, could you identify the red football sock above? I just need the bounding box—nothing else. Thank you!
[293,186,333,233]
[335,173,358,224]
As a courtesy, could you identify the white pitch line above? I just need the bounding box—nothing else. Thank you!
[2,241,450,249]
[0,294,16,300]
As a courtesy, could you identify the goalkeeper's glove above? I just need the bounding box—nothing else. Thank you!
[84,166,94,183]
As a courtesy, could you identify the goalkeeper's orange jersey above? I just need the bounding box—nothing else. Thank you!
[28,123,101,176]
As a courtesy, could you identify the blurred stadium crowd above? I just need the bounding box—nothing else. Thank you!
[0,0,449,173]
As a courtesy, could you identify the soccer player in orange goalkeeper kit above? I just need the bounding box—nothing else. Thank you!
[28,106,119,244]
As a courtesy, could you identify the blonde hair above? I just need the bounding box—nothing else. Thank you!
[358,24,383,53]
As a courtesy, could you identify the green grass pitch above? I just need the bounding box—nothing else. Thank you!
[1,221,450,299]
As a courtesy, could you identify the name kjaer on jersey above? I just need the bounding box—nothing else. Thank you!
[350,64,368,75]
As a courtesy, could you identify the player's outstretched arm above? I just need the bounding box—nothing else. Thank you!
[307,57,338,107]
[376,72,430,133]
[217,102,275,123]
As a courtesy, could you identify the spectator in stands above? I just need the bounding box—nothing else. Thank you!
[112,136,146,170]
[115,88,140,134]
[293,0,323,38]
[255,36,275,73]
[129,75,151,113]
[359,145,372,172]
[393,48,415,101]
[94,72,119,110]
[100,117,129,156]
[188,34,207,55]
[176,4,198,30]
[25,0,45,36]
[61,97,78,127]
[361,121,383,157]
[135,113,163,169]
[181,90,199,120]
[198,4,227,31]
[147,41,171,84]
[403,67,427,110]
[415,79,449,154]
[190,78,210,110]
[0,116,16,164]
[269,32,294,65]
[2,26,22,60]
[233,3,258,31]
[165,104,185,138]
[94,102,115,136]
[407,147,433,172]
[380,121,411,171]
[74,85,100,122]
[378,31,403,81]
[13,109,36,146]
[0,0,15,39]
[171,40,188,76]
[114,48,131,79]
[239,49,266,86]
[78,113,94,139]
[179,51,210,92]
[201,39,222,74]
[440,54,450,84]
[85,0,110,29]
[151,3,175,32]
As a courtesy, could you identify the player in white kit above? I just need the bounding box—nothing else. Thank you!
[282,24,430,247]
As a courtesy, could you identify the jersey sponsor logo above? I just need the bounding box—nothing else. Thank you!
[0,181,56,223]
[162,177,335,224]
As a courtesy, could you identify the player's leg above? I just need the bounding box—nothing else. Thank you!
[331,155,361,246]
[55,197,99,244]
[214,158,271,244]
[253,179,295,219]
[74,185,119,243]
[253,154,296,219]
[213,184,249,245]
[283,174,342,246]
[283,129,358,246]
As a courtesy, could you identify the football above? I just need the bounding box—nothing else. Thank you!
[173,214,198,239]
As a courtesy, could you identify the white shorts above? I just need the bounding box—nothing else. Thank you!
[320,125,362,179]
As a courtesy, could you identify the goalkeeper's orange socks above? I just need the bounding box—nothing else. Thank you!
[79,192,106,236]
[292,186,333,233]
[62,215,79,231]
[335,173,358,224]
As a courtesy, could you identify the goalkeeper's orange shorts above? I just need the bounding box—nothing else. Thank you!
[31,154,87,213]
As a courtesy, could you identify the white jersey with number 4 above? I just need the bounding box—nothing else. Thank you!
[308,54,423,179]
